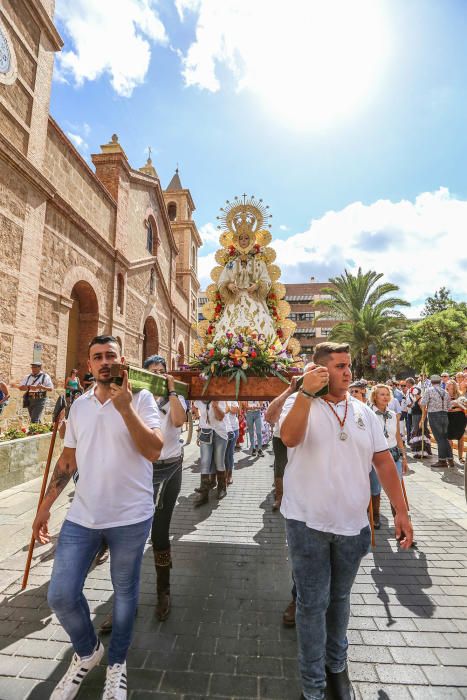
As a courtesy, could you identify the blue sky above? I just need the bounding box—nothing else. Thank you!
[51,0,467,314]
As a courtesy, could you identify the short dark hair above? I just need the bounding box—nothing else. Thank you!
[313,342,350,365]
[87,335,120,357]
[143,354,167,370]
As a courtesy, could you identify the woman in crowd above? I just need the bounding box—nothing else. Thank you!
[446,379,467,464]
[224,401,239,484]
[369,384,408,529]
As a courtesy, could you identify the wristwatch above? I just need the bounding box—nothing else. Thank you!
[299,388,315,399]
[168,391,177,397]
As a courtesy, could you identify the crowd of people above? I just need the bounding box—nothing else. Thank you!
[13,335,465,700]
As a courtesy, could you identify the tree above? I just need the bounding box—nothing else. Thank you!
[402,306,467,375]
[421,287,455,317]
[314,268,409,377]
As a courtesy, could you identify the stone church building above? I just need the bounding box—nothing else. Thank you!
[0,0,201,389]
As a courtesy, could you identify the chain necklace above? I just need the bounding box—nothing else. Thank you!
[322,398,349,441]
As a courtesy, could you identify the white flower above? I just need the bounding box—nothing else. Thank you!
[221,347,229,355]
[206,343,214,350]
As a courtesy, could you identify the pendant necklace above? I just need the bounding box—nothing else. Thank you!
[322,398,349,441]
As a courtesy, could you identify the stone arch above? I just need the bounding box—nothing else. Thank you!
[145,212,159,256]
[142,316,159,364]
[167,202,177,222]
[116,273,124,313]
[65,281,99,379]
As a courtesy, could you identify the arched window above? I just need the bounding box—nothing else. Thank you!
[146,221,154,253]
[172,318,176,341]
[149,267,155,295]
[116,273,124,313]
[168,202,177,222]
[191,244,196,271]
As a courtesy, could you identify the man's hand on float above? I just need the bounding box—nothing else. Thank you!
[394,510,413,549]
[302,365,329,395]
[110,370,133,415]
[163,373,175,393]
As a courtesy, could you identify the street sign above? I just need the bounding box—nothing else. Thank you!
[32,342,43,364]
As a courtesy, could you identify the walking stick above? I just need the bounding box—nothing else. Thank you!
[401,477,410,512]
[368,498,376,547]
[21,396,65,590]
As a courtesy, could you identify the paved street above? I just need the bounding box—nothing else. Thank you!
[0,439,466,700]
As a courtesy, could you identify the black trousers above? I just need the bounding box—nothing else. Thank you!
[273,436,288,478]
[151,456,183,551]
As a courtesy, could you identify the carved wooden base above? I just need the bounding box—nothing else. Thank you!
[171,370,293,400]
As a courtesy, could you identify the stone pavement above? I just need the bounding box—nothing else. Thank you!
[0,439,467,700]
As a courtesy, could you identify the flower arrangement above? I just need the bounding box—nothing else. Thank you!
[0,423,53,442]
[190,329,293,397]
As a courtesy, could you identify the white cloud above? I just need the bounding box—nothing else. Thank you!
[279,224,289,232]
[66,131,88,150]
[178,0,389,129]
[197,188,467,312]
[55,0,168,97]
[199,222,220,246]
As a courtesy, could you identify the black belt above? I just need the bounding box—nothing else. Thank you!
[153,456,182,466]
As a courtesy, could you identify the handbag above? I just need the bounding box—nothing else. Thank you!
[199,428,214,444]
[389,446,401,462]
[22,392,30,408]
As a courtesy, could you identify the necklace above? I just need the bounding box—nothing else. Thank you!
[322,398,349,440]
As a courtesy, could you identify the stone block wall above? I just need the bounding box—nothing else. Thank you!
[0,431,63,492]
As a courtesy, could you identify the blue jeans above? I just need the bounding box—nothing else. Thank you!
[48,517,152,665]
[286,520,371,700]
[246,410,262,451]
[200,431,227,474]
[369,458,402,496]
[428,411,452,459]
[224,429,239,472]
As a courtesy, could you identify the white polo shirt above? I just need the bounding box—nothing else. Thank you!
[279,395,388,536]
[194,401,228,440]
[157,395,187,461]
[64,387,161,529]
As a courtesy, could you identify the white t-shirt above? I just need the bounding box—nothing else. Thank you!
[226,402,239,431]
[388,398,401,415]
[21,372,54,390]
[371,406,398,449]
[157,395,187,460]
[279,395,388,536]
[64,387,161,529]
[194,400,229,440]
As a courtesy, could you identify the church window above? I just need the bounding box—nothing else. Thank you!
[168,202,177,222]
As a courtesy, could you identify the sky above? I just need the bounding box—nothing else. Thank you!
[50,0,467,317]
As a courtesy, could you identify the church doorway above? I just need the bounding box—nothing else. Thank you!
[66,281,99,379]
[142,317,159,363]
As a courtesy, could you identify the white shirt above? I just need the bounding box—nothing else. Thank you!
[388,398,401,415]
[226,402,239,431]
[64,387,161,529]
[372,406,398,449]
[157,395,187,461]
[21,372,54,389]
[194,401,229,440]
[279,395,388,536]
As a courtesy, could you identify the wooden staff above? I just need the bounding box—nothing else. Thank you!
[401,477,410,512]
[21,399,64,590]
[368,498,375,547]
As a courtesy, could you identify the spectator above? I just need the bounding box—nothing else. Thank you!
[224,401,239,485]
[446,380,466,465]
[349,380,368,404]
[82,370,95,390]
[193,400,229,505]
[19,362,54,423]
[421,375,453,468]
[0,379,10,418]
[440,372,450,390]
[244,401,264,456]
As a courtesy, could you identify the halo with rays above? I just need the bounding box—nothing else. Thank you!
[216,194,272,233]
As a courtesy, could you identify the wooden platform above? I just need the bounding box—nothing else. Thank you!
[171,370,293,400]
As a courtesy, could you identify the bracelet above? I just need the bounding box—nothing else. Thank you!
[299,388,315,400]
[168,391,177,397]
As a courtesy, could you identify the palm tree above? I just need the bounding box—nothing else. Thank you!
[314,268,410,377]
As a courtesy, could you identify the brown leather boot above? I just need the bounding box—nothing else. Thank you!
[154,548,171,621]
[272,477,283,511]
[282,599,296,627]
[194,475,211,507]
[216,471,227,500]
[210,473,217,489]
[371,494,381,529]
[447,458,455,468]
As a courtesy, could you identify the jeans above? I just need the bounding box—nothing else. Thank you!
[48,516,152,665]
[286,519,371,700]
[200,431,227,474]
[369,459,402,496]
[246,410,262,450]
[273,436,288,478]
[428,411,452,459]
[151,456,183,551]
[224,430,239,472]
[28,398,46,423]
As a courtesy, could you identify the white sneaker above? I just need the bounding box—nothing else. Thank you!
[51,640,104,699]
[102,662,127,699]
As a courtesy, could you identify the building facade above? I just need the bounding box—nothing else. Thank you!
[198,280,338,359]
[0,0,200,393]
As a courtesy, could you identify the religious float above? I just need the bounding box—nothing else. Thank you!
[113,196,303,399]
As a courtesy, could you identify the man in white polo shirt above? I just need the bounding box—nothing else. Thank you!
[280,342,413,700]
[32,335,163,700]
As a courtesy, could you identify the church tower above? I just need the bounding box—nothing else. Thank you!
[163,169,202,354]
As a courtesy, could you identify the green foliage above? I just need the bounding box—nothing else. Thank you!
[313,268,409,377]
[403,306,467,375]
[0,423,53,441]
[421,287,455,317]
[27,423,53,435]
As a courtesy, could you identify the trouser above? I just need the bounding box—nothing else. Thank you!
[369,459,402,496]
[28,398,47,423]
[48,517,151,665]
[405,413,412,440]
[428,411,452,459]
[286,519,371,700]
[246,410,262,450]
[273,436,288,478]
[151,456,183,551]
[224,430,239,472]
[200,431,227,474]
